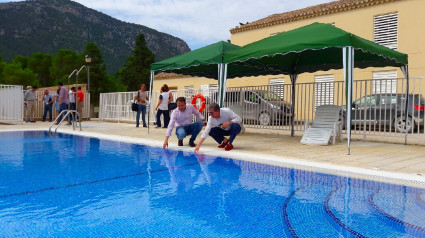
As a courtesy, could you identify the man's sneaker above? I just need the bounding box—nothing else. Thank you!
[189,140,196,147]
[143,124,147,127]
[224,144,233,151]
[178,140,183,146]
[218,139,228,148]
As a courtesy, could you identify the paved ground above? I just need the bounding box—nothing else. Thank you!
[1,120,425,188]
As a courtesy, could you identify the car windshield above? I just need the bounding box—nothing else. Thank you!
[258,91,281,101]
[417,95,425,104]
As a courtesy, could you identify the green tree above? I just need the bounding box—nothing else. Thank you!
[82,42,107,106]
[28,52,53,86]
[118,34,155,91]
[103,74,127,93]
[50,49,81,85]
[12,55,30,69]
[1,61,38,87]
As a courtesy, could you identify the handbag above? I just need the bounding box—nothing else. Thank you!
[132,91,140,112]
[131,101,138,111]
[168,102,177,110]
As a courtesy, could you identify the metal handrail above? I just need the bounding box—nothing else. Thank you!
[48,109,82,134]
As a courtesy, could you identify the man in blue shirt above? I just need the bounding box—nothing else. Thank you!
[42,89,54,122]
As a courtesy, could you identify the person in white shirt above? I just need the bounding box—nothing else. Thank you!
[67,87,76,125]
[194,103,242,152]
[155,86,172,128]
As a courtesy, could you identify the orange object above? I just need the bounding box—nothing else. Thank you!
[191,94,206,112]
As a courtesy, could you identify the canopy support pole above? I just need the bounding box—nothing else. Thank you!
[401,65,410,145]
[148,70,154,134]
[290,74,298,137]
[343,47,354,155]
[217,63,228,107]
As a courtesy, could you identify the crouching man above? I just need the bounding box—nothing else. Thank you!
[163,97,206,148]
[194,103,242,152]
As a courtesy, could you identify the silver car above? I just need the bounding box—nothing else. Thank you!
[223,90,292,126]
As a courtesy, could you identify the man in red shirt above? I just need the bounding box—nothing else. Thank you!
[77,86,85,122]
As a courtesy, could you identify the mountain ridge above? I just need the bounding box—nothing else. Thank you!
[0,0,191,73]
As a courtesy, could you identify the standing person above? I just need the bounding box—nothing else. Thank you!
[162,84,174,104]
[134,84,149,127]
[154,86,170,128]
[24,86,38,123]
[54,88,60,119]
[163,97,206,148]
[194,103,242,152]
[24,86,32,121]
[68,87,76,125]
[56,82,68,124]
[76,86,85,122]
[42,89,54,122]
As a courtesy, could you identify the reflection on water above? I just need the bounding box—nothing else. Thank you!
[0,131,424,237]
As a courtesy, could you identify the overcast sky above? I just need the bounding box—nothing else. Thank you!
[1,0,334,50]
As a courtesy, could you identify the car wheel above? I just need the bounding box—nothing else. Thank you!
[259,112,271,126]
[394,116,413,133]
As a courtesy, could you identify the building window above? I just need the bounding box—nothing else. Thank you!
[373,71,397,93]
[269,78,284,98]
[374,12,398,50]
[200,84,218,99]
[315,75,334,107]
[184,85,195,98]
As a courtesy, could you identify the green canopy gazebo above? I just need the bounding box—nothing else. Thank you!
[150,40,240,104]
[148,41,240,132]
[222,22,409,154]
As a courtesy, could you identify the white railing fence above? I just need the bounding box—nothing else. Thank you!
[29,91,91,120]
[99,77,425,141]
[0,85,24,122]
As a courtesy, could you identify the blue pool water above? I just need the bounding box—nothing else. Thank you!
[1,131,425,237]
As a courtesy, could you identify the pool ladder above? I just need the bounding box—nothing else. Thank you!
[48,110,82,135]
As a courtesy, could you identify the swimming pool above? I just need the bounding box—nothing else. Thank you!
[1,131,425,237]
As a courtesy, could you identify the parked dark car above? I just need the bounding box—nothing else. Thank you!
[343,93,425,132]
[219,90,292,126]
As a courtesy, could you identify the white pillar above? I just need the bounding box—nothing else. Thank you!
[217,63,228,107]
[401,65,410,144]
[148,70,155,133]
[343,47,354,155]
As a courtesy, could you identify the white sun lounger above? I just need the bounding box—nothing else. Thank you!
[301,105,343,145]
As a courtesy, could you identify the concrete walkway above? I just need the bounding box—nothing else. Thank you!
[1,120,425,188]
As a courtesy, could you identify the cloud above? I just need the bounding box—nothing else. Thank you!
[72,0,333,50]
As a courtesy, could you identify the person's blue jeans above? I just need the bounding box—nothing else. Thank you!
[176,121,203,142]
[57,102,68,123]
[209,123,242,145]
[68,102,76,123]
[42,103,53,121]
[136,104,147,127]
[156,109,170,128]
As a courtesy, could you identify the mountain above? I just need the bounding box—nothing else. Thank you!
[0,0,191,73]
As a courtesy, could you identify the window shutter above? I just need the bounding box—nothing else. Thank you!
[184,85,195,98]
[374,12,398,50]
[201,84,218,99]
[269,78,284,98]
[315,75,334,107]
[373,71,397,93]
